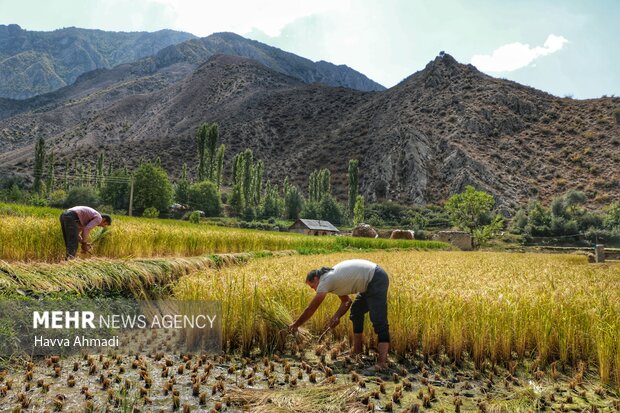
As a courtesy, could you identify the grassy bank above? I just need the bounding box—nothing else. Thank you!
[0,203,447,262]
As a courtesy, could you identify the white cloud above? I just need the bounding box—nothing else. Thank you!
[148,0,351,37]
[470,34,568,72]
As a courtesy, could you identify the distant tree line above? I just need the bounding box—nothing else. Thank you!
[0,126,618,247]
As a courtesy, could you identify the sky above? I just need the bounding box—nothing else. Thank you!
[0,0,618,99]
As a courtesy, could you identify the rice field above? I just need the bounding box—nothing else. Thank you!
[1,204,619,411]
[174,251,620,389]
[0,203,446,262]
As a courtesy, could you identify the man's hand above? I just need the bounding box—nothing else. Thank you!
[81,242,92,253]
[288,323,299,334]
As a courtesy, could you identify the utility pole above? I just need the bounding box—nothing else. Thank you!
[128,177,134,216]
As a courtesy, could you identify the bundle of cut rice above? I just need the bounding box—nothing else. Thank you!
[257,297,313,343]
[226,384,365,413]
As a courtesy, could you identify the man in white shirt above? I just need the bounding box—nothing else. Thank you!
[289,259,390,371]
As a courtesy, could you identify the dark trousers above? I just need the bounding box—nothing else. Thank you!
[349,266,390,343]
[60,211,80,259]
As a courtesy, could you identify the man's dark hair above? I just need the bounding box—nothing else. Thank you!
[306,267,333,283]
[101,214,112,225]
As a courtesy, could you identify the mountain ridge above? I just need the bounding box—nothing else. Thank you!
[1,52,618,211]
[0,24,196,99]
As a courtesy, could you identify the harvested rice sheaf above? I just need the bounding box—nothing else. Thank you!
[257,297,314,343]
[226,383,366,413]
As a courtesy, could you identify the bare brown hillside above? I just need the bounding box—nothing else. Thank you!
[0,53,618,211]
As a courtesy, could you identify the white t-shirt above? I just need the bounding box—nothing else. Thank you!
[316,259,377,296]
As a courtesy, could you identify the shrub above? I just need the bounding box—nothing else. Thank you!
[96,205,114,215]
[5,184,24,203]
[189,211,201,224]
[143,207,159,218]
[188,181,221,217]
[64,186,100,208]
[48,189,66,208]
[30,194,49,207]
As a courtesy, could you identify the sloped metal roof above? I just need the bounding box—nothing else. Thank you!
[291,219,339,232]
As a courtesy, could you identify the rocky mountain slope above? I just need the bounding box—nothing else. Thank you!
[0,53,618,211]
[0,24,195,99]
[0,28,383,105]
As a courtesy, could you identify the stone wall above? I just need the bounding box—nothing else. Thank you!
[433,231,473,251]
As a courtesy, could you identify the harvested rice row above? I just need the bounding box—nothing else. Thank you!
[0,251,295,298]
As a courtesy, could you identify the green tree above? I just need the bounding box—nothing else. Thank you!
[33,137,45,194]
[604,202,620,230]
[96,152,105,189]
[215,144,225,189]
[445,186,496,234]
[348,159,359,213]
[260,182,282,219]
[251,160,264,208]
[242,149,254,204]
[308,168,331,202]
[188,181,222,217]
[64,186,100,208]
[45,150,55,194]
[319,169,331,198]
[472,215,504,246]
[445,186,503,246]
[206,124,219,180]
[100,169,131,211]
[133,162,173,213]
[548,190,588,235]
[229,184,244,217]
[196,123,220,181]
[353,195,365,226]
[284,185,304,220]
[196,123,209,181]
[175,163,190,205]
[319,194,344,225]
[63,160,70,191]
[301,200,321,220]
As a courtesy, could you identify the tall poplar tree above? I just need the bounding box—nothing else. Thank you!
[33,137,45,193]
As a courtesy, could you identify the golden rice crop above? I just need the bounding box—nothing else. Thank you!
[174,250,620,388]
[0,203,446,262]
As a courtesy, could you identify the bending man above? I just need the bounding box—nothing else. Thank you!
[289,259,390,371]
[59,206,111,259]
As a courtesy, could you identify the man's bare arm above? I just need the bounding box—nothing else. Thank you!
[328,295,352,328]
[290,292,327,329]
